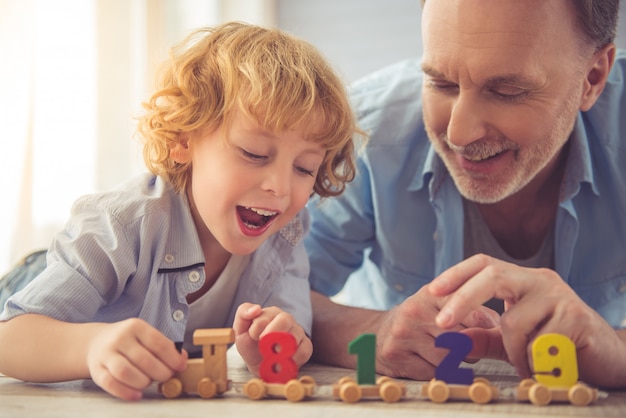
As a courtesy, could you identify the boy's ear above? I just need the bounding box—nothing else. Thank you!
[169,133,191,164]
[579,43,616,111]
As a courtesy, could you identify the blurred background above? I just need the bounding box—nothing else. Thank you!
[0,0,624,274]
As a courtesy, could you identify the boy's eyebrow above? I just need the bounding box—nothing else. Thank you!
[240,126,326,156]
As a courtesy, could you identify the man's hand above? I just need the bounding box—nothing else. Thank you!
[430,253,626,388]
[369,284,500,380]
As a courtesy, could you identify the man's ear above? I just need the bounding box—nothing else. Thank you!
[169,133,191,164]
[580,43,616,111]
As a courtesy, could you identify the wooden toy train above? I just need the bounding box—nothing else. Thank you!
[158,328,599,406]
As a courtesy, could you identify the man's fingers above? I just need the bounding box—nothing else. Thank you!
[460,306,501,329]
[461,327,508,361]
[430,254,494,296]
[434,256,535,328]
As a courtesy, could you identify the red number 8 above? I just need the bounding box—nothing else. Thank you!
[258,332,299,383]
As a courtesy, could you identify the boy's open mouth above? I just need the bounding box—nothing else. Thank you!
[236,206,278,229]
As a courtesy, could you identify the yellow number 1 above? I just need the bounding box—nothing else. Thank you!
[531,333,578,387]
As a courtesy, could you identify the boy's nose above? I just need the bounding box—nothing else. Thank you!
[261,167,290,197]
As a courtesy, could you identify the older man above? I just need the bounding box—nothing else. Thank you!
[306,0,626,388]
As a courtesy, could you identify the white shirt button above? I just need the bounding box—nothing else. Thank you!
[394,283,405,292]
[172,310,184,321]
[188,270,200,283]
[164,254,175,263]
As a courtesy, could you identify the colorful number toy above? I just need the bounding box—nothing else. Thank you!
[333,334,406,403]
[243,332,316,402]
[516,333,598,406]
[421,332,498,404]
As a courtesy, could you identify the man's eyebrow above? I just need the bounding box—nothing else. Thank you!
[421,64,537,87]
[484,73,537,87]
[421,64,446,79]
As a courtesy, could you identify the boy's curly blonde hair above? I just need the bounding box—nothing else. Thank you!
[137,21,362,198]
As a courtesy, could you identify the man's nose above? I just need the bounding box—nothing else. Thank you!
[447,92,488,147]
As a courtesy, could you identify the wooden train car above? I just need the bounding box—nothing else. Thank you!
[421,377,499,404]
[516,378,598,406]
[243,376,317,402]
[159,328,235,399]
[333,376,406,403]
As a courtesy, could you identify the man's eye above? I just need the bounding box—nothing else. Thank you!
[491,89,528,103]
[428,79,458,93]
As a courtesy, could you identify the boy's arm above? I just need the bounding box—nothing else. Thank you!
[0,313,187,400]
[0,313,101,382]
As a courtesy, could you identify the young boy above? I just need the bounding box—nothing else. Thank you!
[0,22,360,401]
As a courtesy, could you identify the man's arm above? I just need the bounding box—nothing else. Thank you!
[310,291,382,369]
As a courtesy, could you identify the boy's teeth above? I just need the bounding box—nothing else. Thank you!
[245,207,277,216]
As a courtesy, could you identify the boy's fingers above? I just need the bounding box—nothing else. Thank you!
[91,360,144,401]
[233,303,262,334]
[256,312,298,339]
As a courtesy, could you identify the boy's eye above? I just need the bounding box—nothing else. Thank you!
[240,148,266,161]
[296,166,315,177]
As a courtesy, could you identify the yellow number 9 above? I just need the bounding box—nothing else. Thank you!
[531,333,578,387]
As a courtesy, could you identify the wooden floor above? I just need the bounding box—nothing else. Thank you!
[1,348,625,418]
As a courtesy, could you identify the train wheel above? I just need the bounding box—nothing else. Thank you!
[299,375,316,386]
[428,379,450,403]
[529,383,551,406]
[244,378,266,400]
[518,378,535,390]
[197,377,217,399]
[338,376,355,385]
[469,381,492,404]
[376,376,392,385]
[160,378,183,399]
[284,380,306,402]
[568,384,593,406]
[339,381,362,403]
[379,381,403,403]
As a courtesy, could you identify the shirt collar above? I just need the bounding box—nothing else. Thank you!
[561,114,598,200]
[158,182,205,272]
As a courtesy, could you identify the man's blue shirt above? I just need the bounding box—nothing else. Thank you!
[305,52,626,328]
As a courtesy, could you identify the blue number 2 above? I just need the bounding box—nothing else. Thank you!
[435,332,474,385]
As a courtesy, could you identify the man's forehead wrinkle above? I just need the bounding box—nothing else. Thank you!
[429,28,540,49]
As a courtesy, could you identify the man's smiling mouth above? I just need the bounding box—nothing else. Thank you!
[463,150,506,162]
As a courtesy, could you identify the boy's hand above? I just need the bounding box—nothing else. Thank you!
[233,303,313,376]
[86,318,187,401]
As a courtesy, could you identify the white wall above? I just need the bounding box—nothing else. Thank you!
[277,0,422,82]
